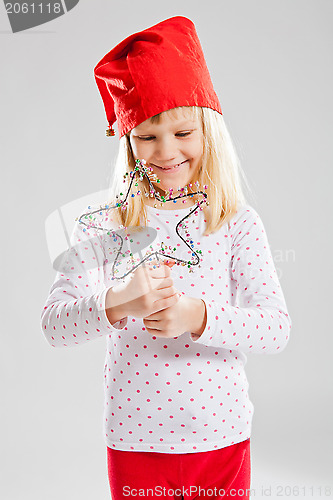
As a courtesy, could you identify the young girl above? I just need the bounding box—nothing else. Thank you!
[41,16,291,500]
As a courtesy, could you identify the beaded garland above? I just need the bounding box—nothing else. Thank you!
[78,159,209,280]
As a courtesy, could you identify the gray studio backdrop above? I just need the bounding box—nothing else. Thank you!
[1,1,332,499]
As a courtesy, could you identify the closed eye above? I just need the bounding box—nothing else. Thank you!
[135,130,194,141]
[137,136,155,141]
[176,131,193,137]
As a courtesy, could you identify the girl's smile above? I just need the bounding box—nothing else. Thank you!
[151,159,189,174]
[128,108,203,197]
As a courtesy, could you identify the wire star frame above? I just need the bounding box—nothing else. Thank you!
[78,159,209,280]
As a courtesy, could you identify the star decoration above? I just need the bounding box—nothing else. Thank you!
[77,159,209,280]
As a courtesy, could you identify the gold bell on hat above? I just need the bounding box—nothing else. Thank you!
[106,125,115,137]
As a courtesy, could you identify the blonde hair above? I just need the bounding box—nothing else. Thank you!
[108,106,247,235]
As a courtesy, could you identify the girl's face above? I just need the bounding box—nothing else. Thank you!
[129,108,203,196]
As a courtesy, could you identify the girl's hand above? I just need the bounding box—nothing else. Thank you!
[143,295,207,339]
[105,259,179,323]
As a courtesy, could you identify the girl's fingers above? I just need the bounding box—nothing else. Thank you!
[146,262,171,278]
[152,292,180,313]
[154,285,177,301]
[143,318,160,329]
[155,277,174,290]
[136,263,170,292]
[144,310,161,320]
[142,265,172,291]
[163,259,176,268]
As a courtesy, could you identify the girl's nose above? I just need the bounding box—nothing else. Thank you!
[154,136,177,162]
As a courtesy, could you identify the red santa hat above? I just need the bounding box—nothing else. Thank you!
[94,16,222,138]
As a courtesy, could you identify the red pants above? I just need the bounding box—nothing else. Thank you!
[107,439,251,499]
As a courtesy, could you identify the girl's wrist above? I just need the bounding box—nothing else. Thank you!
[105,287,129,325]
[188,297,207,336]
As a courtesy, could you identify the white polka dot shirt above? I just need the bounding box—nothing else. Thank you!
[41,204,291,453]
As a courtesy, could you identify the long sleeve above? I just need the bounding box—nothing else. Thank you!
[192,206,291,353]
[41,214,127,348]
